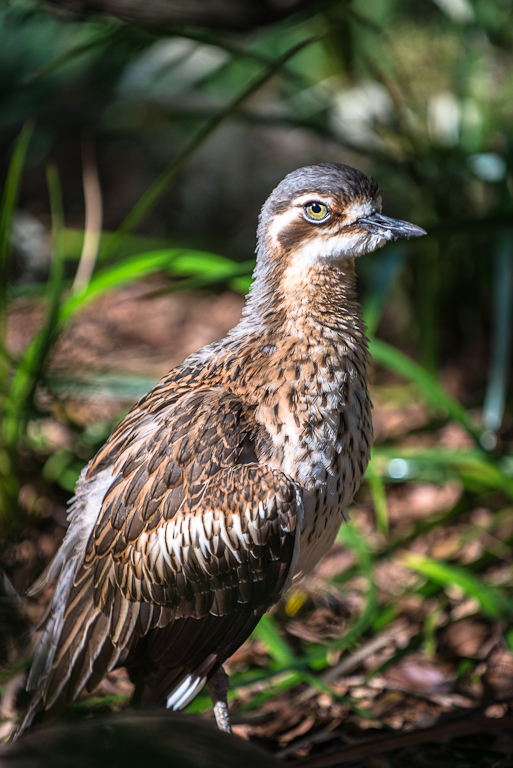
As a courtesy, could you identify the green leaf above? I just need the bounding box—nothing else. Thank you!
[0,121,34,389]
[402,552,513,619]
[362,247,405,336]
[3,165,65,450]
[60,249,183,320]
[62,249,253,320]
[366,454,389,535]
[301,669,393,727]
[252,613,296,667]
[229,274,253,295]
[369,338,481,443]
[166,251,239,275]
[61,249,217,320]
[327,522,378,653]
[47,373,159,401]
[372,446,513,499]
[23,24,117,84]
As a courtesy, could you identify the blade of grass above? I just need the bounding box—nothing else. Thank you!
[369,337,481,443]
[423,603,445,658]
[300,670,394,728]
[60,248,248,321]
[61,250,184,320]
[22,24,118,84]
[141,258,255,300]
[3,165,65,451]
[158,26,313,90]
[481,232,513,450]
[326,522,378,654]
[0,121,34,390]
[372,446,513,499]
[47,372,159,401]
[253,613,297,667]
[402,552,513,619]
[71,693,131,711]
[362,247,405,336]
[366,455,389,535]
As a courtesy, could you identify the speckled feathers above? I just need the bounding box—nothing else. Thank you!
[17,163,407,736]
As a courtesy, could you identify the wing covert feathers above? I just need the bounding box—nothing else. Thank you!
[90,463,300,621]
[22,385,302,732]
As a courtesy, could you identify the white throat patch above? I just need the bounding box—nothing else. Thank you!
[280,229,386,295]
[291,229,387,266]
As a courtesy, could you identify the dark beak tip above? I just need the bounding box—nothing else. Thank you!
[360,213,427,241]
[404,225,427,239]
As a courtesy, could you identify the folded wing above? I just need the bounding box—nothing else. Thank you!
[23,387,302,726]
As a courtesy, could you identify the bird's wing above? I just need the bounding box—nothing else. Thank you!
[26,386,302,716]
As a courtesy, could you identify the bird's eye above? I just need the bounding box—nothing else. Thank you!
[304,202,330,222]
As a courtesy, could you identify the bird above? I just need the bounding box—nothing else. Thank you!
[15,163,426,739]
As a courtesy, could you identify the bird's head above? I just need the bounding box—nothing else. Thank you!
[256,163,426,271]
[240,163,426,330]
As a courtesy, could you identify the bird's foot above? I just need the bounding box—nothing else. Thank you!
[208,666,231,733]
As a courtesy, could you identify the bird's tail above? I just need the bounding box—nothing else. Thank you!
[130,664,208,710]
[0,568,35,742]
[12,563,124,741]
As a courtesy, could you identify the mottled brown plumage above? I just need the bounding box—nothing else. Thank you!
[17,163,425,738]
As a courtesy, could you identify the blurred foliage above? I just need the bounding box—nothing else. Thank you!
[0,0,512,751]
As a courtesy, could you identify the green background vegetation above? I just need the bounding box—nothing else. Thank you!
[0,0,512,760]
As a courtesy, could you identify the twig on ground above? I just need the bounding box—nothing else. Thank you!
[292,706,513,767]
[294,619,411,707]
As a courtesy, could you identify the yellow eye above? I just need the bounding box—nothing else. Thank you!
[304,202,330,222]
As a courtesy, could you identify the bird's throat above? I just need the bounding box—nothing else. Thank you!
[242,255,365,341]
[281,257,360,328]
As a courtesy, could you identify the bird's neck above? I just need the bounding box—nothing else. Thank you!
[220,253,371,493]
[237,254,366,343]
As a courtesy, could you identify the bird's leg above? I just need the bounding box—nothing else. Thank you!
[208,666,231,733]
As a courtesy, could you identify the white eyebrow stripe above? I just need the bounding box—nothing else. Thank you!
[267,207,301,243]
[267,195,382,246]
[267,196,335,244]
[293,194,335,207]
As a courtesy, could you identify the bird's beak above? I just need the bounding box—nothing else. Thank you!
[359,212,427,241]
